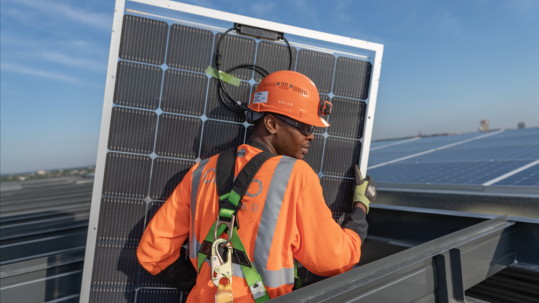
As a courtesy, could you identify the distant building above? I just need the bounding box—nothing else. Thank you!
[518,122,526,129]
[479,119,489,132]
[38,170,46,175]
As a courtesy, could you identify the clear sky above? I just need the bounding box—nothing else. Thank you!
[1,0,538,174]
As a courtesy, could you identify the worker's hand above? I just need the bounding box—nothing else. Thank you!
[353,165,376,214]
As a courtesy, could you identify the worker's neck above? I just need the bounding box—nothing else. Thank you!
[249,136,277,155]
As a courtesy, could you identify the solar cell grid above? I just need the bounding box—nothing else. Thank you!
[108,107,157,154]
[91,242,139,287]
[369,160,531,184]
[212,33,256,80]
[119,15,168,65]
[200,120,245,159]
[375,133,481,154]
[323,137,362,178]
[96,198,146,242]
[205,78,251,122]
[90,288,135,303]
[327,97,366,139]
[369,128,539,187]
[296,49,335,94]
[254,41,297,82]
[89,10,377,300]
[113,61,163,110]
[368,151,419,166]
[493,164,539,186]
[160,69,208,116]
[370,138,407,148]
[166,24,214,73]
[137,289,185,303]
[497,127,539,137]
[333,56,372,100]
[154,114,202,159]
[399,145,539,163]
[321,177,355,225]
[451,132,539,149]
[102,153,152,198]
[150,159,194,201]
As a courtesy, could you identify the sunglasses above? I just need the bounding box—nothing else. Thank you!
[272,114,315,136]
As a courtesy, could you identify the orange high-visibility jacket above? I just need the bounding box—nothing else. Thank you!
[138,142,365,302]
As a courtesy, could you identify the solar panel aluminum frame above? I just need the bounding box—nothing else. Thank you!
[80,1,384,302]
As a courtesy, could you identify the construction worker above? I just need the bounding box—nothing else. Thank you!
[137,70,376,302]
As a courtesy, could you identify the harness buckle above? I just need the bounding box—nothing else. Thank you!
[214,214,236,245]
[211,238,233,287]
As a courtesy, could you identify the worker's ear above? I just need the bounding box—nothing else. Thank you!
[263,114,278,135]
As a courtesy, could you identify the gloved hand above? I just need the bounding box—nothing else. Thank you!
[353,165,376,214]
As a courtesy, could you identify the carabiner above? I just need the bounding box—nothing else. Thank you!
[211,238,233,287]
[214,214,235,245]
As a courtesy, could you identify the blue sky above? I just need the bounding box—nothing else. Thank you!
[1,0,538,174]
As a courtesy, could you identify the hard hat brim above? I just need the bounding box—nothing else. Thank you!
[248,104,330,128]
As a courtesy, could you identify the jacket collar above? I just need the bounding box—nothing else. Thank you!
[246,139,273,154]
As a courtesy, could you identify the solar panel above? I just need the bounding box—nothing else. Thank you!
[81,2,382,302]
[493,165,539,186]
[369,128,539,187]
[369,160,532,184]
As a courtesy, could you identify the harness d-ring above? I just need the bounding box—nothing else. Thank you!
[214,214,235,245]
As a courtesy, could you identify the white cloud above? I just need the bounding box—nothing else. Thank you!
[12,0,112,31]
[2,62,80,83]
[39,51,107,72]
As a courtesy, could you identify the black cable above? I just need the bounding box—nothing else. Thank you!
[218,64,270,112]
[281,36,293,70]
[215,27,237,71]
[215,27,293,113]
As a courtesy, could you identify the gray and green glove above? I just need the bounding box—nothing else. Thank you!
[353,165,377,214]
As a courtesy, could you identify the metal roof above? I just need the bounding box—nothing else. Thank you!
[0,176,92,303]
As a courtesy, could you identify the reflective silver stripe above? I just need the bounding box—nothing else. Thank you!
[253,156,296,288]
[189,233,203,259]
[190,159,210,259]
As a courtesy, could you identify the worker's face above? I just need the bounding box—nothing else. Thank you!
[266,114,314,160]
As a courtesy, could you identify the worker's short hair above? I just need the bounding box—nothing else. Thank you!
[252,112,266,132]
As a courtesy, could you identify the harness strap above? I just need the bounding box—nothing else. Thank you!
[294,260,302,290]
[216,148,236,201]
[216,151,278,220]
[199,224,271,302]
[196,147,278,302]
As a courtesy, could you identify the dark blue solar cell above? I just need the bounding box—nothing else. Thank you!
[453,131,539,149]
[492,163,539,187]
[398,145,539,163]
[370,138,410,149]
[368,151,422,167]
[494,127,539,137]
[371,133,482,160]
[368,160,532,185]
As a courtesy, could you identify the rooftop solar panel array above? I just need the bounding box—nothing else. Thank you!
[368,128,539,187]
[87,10,376,302]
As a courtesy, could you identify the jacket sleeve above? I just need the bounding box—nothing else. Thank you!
[293,168,365,277]
[137,168,194,275]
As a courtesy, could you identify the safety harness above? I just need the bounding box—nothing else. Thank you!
[196,143,301,302]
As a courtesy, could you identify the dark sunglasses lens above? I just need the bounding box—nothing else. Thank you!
[301,125,314,136]
[276,115,313,136]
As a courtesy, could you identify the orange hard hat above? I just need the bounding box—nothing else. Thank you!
[248,70,332,127]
